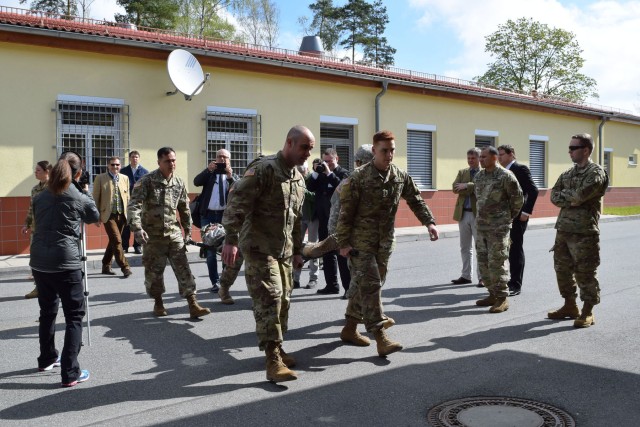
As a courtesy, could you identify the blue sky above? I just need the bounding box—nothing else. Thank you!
[4,0,639,112]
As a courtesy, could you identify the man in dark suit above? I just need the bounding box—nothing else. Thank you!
[498,144,539,296]
[306,148,350,296]
[120,150,149,254]
[193,149,239,292]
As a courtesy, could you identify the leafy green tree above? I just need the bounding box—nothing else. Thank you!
[335,0,372,63]
[475,17,598,102]
[175,0,236,39]
[19,0,77,18]
[115,0,180,29]
[233,0,279,47]
[362,0,395,66]
[300,0,341,53]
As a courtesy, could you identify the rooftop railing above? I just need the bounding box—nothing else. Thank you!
[0,5,633,116]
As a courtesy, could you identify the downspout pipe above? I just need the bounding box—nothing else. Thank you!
[598,116,608,166]
[375,80,389,132]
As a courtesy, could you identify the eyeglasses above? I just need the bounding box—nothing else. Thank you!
[568,146,585,151]
[110,163,121,166]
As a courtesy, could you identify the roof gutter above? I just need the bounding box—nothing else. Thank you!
[375,80,388,132]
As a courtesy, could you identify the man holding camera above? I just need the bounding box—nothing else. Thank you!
[307,148,350,296]
[193,149,239,293]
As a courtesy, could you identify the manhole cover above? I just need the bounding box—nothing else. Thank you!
[427,396,575,427]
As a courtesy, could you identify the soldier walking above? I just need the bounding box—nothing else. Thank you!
[547,133,608,328]
[474,146,523,313]
[127,147,210,319]
[222,125,314,383]
[335,130,439,357]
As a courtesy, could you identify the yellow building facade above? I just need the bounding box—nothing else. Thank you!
[1,8,639,255]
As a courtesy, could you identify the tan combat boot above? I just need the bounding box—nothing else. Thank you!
[279,346,296,368]
[374,329,403,357]
[187,294,211,319]
[489,297,509,313]
[574,302,595,328]
[153,296,168,317]
[265,342,297,382]
[547,297,580,320]
[218,286,235,305]
[340,317,371,346]
[476,293,497,306]
[25,287,38,299]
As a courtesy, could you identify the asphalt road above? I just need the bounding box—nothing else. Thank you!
[1,220,639,426]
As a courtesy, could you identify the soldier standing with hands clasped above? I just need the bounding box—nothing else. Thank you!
[222,125,314,383]
[547,133,608,328]
[127,147,210,319]
[335,130,438,357]
[474,146,523,314]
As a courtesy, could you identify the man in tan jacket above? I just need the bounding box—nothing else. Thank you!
[93,156,132,277]
[451,148,482,287]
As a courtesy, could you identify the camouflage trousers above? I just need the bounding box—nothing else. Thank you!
[244,252,293,350]
[476,228,510,298]
[346,251,390,333]
[220,252,244,289]
[552,231,600,304]
[142,235,196,299]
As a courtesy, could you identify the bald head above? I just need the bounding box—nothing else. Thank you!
[282,125,315,168]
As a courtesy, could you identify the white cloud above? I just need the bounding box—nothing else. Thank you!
[408,0,640,112]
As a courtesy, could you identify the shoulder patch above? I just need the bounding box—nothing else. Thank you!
[244,167,256,177]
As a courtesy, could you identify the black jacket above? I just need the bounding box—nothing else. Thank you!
[30,183,100,272]
[509,162,539,216]
[306,165,349,220]
[193,168,239,217]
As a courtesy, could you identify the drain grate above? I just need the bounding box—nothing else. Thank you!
[427,396,575,427]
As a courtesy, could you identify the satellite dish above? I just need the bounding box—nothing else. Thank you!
[166,49,210,101]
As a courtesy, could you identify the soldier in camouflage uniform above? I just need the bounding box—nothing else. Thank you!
[127,147,210,319]
[548,133,608,328]
[336,130,439,357]
[222,125,315,383]
[474,146,523,313]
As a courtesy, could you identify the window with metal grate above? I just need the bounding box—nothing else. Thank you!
[56,100,129,189]
[205,112,261,177]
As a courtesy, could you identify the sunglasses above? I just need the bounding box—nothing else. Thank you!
[568,146,585,151]
[110,163,121,166]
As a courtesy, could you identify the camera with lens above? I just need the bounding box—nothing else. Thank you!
[315,163,326,173]
[213,162,227,174]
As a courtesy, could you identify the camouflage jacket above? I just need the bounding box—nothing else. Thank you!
[127,169,191,238]
[474,167,523,231]
[551,161,608,234]
[335,162,435,256]
[222,151,305,259]
[25,181,47,230]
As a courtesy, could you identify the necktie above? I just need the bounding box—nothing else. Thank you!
[218,175,225,207]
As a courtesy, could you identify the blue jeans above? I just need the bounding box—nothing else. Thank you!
[201,211,224,285]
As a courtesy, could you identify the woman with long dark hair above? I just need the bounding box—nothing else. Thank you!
[22,160,52,298]
[30,152,100,387]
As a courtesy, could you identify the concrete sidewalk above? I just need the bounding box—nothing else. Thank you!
[1,215,634,274]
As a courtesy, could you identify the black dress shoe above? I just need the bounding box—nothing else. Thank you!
[293,280,300,289]
[509,289,521,296]
[316,287,340,295]
[134,246,143,254]
[476,280,485,288]
[451,277,472,284]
